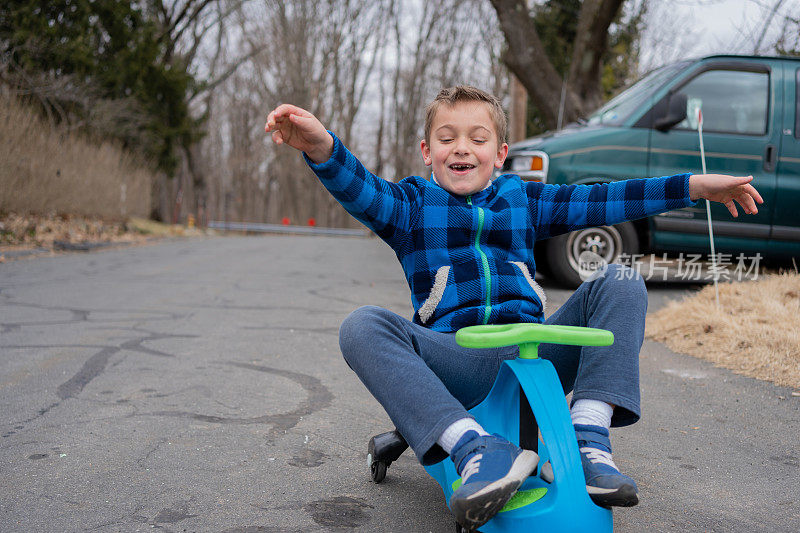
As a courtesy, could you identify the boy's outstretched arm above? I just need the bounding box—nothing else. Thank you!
[265,104,334,164]
[689,174,764,217]
[264,103,415,246]
[532,172,766,242]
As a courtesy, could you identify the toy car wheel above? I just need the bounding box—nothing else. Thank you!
[369,458,387,483]
[545,221,638,288]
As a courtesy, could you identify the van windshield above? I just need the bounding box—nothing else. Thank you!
[587,61,690,126]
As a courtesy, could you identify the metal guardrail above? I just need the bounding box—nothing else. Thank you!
[208,221,366,237]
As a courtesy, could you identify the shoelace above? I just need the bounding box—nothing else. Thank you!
[579,446,618,470]
[461,453,483,482]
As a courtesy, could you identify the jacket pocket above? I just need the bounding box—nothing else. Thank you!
[509,261,546,312]
[418,266,451,324]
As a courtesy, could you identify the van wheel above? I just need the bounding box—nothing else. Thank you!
[545,222,639,288]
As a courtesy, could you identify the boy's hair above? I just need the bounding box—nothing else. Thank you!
[424,85,507,144]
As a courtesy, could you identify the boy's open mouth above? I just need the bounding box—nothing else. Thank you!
[449,163,475,171]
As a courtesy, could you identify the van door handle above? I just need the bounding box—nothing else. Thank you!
[764,144,777,172]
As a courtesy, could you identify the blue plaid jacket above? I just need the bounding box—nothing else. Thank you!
[306,133,694,332]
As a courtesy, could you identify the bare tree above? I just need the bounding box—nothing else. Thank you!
[775,10,800,54]
[201,0,391,227]
[640,0,798,70]
[197,0,511,227]
[144,0,263,223]
[378,0,511,180]
[637,1,697,74]
[728,0,799,55]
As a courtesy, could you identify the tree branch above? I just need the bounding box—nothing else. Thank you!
[191,45,265,101]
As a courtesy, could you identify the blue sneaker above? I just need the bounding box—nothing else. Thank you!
[574,424,639,507]
[449,431,539,530]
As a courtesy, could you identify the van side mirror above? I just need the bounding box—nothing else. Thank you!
[654,93,688,132]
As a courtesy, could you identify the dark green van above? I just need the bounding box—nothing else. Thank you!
[504,54,800,287]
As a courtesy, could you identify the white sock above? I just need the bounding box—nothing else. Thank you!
[570,399,613,429]
[437,418,489,454]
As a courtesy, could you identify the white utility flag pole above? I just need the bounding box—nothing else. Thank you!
[697,107,720,308]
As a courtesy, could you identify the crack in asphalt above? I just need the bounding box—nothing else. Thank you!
[0,300,185,333]
[55,328,196,401]
[306,286,365,307]
[1,326,197,437]
[149,361,333,444]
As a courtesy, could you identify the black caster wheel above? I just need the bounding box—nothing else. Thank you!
[367,429,409,484]
[369,457,387,483]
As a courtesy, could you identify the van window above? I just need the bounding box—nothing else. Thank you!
[587,61,689,126]
[674,69,769,135]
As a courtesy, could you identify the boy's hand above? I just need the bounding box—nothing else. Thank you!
[265,104,334,164]
[689,174,764,217]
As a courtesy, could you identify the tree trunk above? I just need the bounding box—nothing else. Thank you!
[509,74,527,143]
[490,0,626,130]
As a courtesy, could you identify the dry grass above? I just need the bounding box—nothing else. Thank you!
[0,94,153,218]
[0,212,149,251]
[0,213,207,262]
[646,273,800,389]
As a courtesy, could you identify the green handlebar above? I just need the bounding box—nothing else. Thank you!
[456,323,614,359]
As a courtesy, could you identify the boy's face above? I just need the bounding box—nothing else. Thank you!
[421,101,508,197]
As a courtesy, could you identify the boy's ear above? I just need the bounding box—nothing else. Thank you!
[494,142,509,169]
[420,139,432,166]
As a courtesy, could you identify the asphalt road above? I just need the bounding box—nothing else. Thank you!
[1,235,798,532]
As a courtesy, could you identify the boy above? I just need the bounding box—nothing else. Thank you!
[265,86,762,530]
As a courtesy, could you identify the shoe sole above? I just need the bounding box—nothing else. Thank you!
[451,450,539,530]
[587,483,639,507]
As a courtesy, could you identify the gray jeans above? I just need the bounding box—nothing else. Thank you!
[338,264,647,464]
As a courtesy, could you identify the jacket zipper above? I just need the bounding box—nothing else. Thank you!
[467,196,492,324]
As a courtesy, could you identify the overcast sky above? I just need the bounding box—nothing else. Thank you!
[697,0,795,51]
[639,0,798,70]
